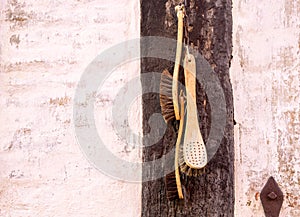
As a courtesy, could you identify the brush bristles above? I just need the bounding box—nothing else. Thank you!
[179,163,206,177]
[160,69,175,123]
[165,172,179,200]
[161,69,182,200]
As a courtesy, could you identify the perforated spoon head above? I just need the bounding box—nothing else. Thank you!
[183,140,207,169]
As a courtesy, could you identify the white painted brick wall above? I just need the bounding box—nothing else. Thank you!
[0,0,141,216]
[232,0,300,216]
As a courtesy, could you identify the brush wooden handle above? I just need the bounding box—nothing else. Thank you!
[174,91,185,199]
[172,5,184,120]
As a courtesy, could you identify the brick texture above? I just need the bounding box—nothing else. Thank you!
[0,0,141,216]
[232,0,300,216]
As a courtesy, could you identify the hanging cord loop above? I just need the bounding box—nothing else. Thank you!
[182,0,192,59]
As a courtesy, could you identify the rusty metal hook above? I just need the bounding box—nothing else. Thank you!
[260,177,284,217]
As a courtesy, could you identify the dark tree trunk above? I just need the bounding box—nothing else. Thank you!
[141,0,234,216]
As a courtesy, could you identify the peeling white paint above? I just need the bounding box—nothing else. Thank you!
[0,0,141,216]
[232,0,300,216]
[1,0,299,216]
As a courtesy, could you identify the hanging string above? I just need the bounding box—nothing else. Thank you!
[182,0,190,53]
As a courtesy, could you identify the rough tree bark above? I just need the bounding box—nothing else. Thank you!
[141,0,234,216]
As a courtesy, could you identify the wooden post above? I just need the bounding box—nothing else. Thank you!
[141,0,234,216]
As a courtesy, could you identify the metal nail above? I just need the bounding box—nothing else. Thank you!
[267,192,278,200]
